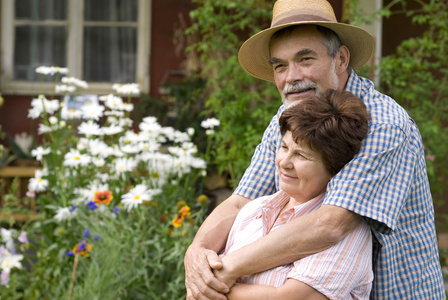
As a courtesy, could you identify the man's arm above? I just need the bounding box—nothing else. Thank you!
[184,194,250,300]
[214,204,361,287]
[227,280,329,300]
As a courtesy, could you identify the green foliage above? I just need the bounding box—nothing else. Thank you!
[0,76,211,299]
[186,0,279,188]
[378,0,448,221]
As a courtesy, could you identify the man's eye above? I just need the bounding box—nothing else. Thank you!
[274,64,285,71]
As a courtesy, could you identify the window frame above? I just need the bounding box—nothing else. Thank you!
[1,0,151,95]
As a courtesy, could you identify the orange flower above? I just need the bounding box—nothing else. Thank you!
[172,216,184,228]
[179,205,191,217]
[72,241,92,257]
[93,190,113,205]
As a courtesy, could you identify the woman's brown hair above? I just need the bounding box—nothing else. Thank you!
[279,89,369,176]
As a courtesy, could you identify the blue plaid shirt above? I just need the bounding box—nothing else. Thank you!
[234,72,446,299]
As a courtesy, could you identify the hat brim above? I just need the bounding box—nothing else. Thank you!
[238,22,375,82]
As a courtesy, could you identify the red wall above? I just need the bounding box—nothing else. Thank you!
[149,0,195,98]
[0,0,195,146]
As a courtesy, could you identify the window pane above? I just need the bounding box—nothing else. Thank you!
[83,27,136,83]
[16,0,68,20]
[84,0,138,22]
[14,26,67,81]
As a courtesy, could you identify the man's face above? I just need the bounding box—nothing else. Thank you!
[269,26,342,107]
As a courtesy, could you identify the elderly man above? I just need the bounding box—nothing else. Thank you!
[184,0,446,299]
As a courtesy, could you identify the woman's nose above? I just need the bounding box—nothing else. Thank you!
[279,153,293,169]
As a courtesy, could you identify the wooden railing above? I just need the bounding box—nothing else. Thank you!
[0,166,40,222]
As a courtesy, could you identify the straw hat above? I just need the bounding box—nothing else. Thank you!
[238,0,375,82]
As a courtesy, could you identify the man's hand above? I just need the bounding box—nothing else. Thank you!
[185,244,230,300]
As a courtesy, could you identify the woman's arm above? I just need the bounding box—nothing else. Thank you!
[214,204,361,287]
[184,194,250,300]
[227,280,329,300]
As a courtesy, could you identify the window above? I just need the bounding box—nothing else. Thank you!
[1,0,151,95]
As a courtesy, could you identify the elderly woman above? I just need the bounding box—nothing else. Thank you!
[221,90,372,299]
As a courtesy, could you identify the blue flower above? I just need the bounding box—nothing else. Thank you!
[113,206,120,215]
[70,205,77,212]
[83,228,90,238]
[87,201,98,210]
[66,251,74,257]
[93,235,101,241]
[77,240,88,251]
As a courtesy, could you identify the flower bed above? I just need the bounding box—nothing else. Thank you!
[0,67,218,299]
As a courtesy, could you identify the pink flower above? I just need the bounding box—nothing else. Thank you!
[18,231,29,245]
[1,270,9,287]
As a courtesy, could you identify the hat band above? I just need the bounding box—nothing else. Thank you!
[272,15,332,27]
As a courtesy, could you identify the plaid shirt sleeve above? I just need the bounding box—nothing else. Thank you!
[233,107,283,200]
[324,121,414,233]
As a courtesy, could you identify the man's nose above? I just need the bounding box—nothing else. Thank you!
[286,63,303,84]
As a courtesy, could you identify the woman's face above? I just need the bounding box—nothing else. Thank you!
[276,131,332,204]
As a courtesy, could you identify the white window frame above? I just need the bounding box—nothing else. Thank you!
[1,0,151,95]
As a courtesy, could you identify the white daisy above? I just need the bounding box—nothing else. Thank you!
[104,95,124,110]
[120,184,159,212]
[63,149,91,167]
[200,118,220,129]
[0,251,23,273]
[78,121,103,136]
[0,229,15,253]
[112,83,140,95]
[36,66,69,76]
[187,127,195,136]
[61,76,88,89]
[28,169,49,192]
[119,118,133,127]
[173,131,190,143]
[86,139,111,157]
[115,157,137,174]
[29,96,60,117]
[31,146,51,161]
[54,207,77,222]
[81,103,104,121]
[122,103,134,112]
[55,84,76,94]
[61,108,82,120]
[102,124,124,136]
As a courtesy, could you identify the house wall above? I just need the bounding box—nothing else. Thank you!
[0,0,195,145]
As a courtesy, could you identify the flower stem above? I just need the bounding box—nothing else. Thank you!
[68,255,79,300]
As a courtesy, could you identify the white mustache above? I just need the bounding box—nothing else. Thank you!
[282,82,317,98]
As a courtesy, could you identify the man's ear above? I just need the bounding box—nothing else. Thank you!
[336,45,350,73]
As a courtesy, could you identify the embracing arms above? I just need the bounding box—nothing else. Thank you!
[184,194,250,299]
[184,198,360,299]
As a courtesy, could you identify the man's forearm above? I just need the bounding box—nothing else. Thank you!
[221,204,361,279]
[191,194,250,252]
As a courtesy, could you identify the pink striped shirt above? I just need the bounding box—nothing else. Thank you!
[224,190,373,299]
